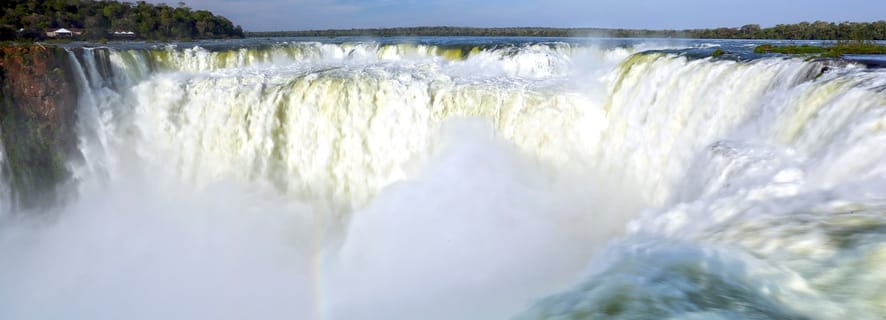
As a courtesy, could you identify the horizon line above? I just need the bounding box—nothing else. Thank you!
[243,20,885,33]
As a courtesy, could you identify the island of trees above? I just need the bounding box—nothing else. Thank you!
[250,21,886,41]
[0,0,244,41]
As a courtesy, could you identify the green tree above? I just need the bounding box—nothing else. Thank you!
[0,0,244,41]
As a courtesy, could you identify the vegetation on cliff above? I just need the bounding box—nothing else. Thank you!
[754,42,886,58]
[0,45,77,209]
[250,21,886,40]
[0,0,244,41]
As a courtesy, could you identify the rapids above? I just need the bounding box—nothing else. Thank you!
[1,38,886,320]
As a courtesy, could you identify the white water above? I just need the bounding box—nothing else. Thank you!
[1,40,886,319]
[0,131,10,216]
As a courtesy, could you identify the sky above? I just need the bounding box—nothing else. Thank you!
[155,0,886,32]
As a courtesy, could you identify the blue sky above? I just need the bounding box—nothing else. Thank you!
[160,0,886,32]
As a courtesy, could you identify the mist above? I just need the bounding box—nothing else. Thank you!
[0,119,639,320]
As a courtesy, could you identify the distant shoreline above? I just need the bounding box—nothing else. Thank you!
[246,27,679,39]
[246,22,886,40]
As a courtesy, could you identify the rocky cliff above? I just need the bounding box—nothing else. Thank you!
[0,45,78,210]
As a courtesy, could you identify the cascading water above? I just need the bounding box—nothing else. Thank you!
[1,38,885,320]
[0,132,10,216]
[521,54,886,319]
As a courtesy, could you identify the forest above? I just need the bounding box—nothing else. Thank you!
[251,21,886,40]
[691,21,886,40]
[0,0,244,41]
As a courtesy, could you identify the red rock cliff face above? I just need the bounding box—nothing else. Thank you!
[0,45,78,210]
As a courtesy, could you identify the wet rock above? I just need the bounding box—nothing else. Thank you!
[0,45,78,210]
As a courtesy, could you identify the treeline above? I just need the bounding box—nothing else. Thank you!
[691,21,886,40]
[250,21,886,40]
[249,27,685,38]
[0,0,244,41]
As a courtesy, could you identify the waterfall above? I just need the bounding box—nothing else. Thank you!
[2,39,886,320]
[0,130,10,216]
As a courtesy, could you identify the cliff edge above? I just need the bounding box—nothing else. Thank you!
[0,45,78,210]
